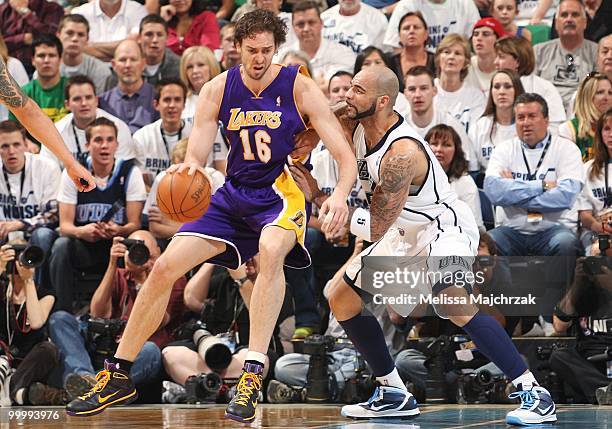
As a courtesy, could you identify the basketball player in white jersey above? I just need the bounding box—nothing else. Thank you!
[328,67,557,425]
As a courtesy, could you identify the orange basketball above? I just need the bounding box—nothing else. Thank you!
[156,169,211,223]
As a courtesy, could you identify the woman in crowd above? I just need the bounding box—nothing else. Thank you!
[280,50,315,78]
[389,11,435,92]
[162,0,221,55]
[559,73,612,161]
[493,36,567,129]
[179,46,221,121]
[577,108,612,254]
[0,238,63,405]
[426,124,484,230]
[469,69,524,173]
[434,34,486,133]
[490,0,532,40]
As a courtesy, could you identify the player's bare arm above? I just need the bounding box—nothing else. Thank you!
[370,139,426,242]
[294,74,358,236]
[0,58,95,192]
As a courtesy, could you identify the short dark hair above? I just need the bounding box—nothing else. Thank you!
[404,65,435,86]
[86,117,118,143]
[58,14,90,34]
[424,124,468,181]
[292,0,320,16]
[235,9,287,48]
[32,33,63,57]
[65,75,96,100]
[479,231,497,256]
[353,46,393,75]
[328,70,352,92]
[154,78,188,102]
[0,120,26,139]
[139,14,168,34]
[514,92,549,118]
[398,11,428,33]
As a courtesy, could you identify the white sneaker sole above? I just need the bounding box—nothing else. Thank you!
[506,414,557,425]
[341,407,420,419]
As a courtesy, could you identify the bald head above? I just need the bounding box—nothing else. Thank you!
[112,39,145,88]
[128,230,161,258]
[599,34,612,77]
[355,67,399,109]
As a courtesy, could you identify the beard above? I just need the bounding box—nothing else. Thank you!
[351,101,378,120]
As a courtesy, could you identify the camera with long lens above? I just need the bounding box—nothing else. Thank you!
[88,317,127,369]
[303,334,336,403]
[117,238,150,268]
[184,372,224,404]
[192,321,235,372]
[5,244,45,274]
[454,368,511,404]
[585,234,611,275]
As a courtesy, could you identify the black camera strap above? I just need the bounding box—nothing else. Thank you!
[160,121,184,156]
[2,168,26,208]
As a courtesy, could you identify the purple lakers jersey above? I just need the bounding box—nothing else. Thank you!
[219,65,307,187]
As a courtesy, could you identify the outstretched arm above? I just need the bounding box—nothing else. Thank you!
[370,139,419,242]
[0,58,95,192]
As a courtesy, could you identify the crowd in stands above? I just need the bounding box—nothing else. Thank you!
[0,0,611,407]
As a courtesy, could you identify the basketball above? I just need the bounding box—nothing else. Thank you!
[156,169,211,223]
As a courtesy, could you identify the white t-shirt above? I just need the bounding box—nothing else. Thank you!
[143,167,225,215]
[465,56,495,93]
[0,153,61,222]
[575,160,611,217]
[278,39,357,81]
[182,93,198,121]
[321,4,387,53]
[468,115,517,172]
[403,105,478,171]
[450,174,483,230]
[42,108,135,168]
[485,134,584,233]
[71,0,147,43]
[517,0,558,20]
[520,74,567,128]
[384,0,480,51]
[434,78,486,134]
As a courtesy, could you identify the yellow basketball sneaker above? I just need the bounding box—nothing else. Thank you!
[225,362,264,423]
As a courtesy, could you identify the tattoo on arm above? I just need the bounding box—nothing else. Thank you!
[370,152,416,241]
[0,58,28,108]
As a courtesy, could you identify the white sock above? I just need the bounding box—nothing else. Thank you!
[512,371,538,390]
[15,387,26,405]
[376,368,407,391]
[245,351,266,365]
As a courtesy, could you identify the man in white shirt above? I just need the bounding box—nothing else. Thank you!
[384,0,481,51]
[50,117,146,312]
[71,0,148,62]
[57,14,112,96]
[321,0,387,54]
[403,66,478,171]
[280,0,356,83]
[41,75,134,168]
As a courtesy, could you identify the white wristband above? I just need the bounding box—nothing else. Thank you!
[350,207,371,241]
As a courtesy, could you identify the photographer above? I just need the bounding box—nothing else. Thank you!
[550,240,612,403]
[0,238,65,406]
[49,230,187,400]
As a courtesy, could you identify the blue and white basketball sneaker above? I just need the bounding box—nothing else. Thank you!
[341,386,420,419]
[506,385,557,425]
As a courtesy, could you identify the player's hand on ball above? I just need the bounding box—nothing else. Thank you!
[167,162,213,187]
[319,192,348,238]
[66,161,96,192]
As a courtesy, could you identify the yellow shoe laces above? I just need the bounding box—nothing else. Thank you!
[234,372,262,407]
[79,370,111,400]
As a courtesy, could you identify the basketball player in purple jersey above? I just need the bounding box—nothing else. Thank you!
[66,9,357,421]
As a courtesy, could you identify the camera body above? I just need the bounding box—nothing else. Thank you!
[303,334,337,403]
[454,369,511,404]
[5,243,44,273]
[88,317,126,369]
[184,372,224,404]
[118,238,150,268]
[585,234,611,275]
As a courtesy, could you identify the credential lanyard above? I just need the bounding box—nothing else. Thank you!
[3,168,25,207]
[521,134,551,181]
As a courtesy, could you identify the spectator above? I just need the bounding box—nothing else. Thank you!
[434,33,486,134]
[42,76,134,169]
[219,23,241,72]
[56,14,111,96]
[9,34,69,124]
[232,0,296,49]
[465,17,506,93]
[469,69,524,173]
[551,0,612,42]
[49,230,181,400]
[525,0,557,24]
[0,120,61,290]
[280,0,356,83]
[321,0,387,54]
[534,0,598,114]
[161,0,221,55]
[494,36,567,130]
[489,0,532,41]
[425,124,483,230]
[484,93,582,290]
[71,0,148,63]
[280,50,315,78]
[403,66,476,171]
[598,34,612,82]
[328,70,352,105]
[99,40,159,134]
[0,35,29,121]
[384,0,480,51]
[0,0,64,76]
[50,117,146,312]
[559,73,612,161]
[0,239,64,405]
[389,12,435,93]
[179,46,221,121]
[576,108,612,254]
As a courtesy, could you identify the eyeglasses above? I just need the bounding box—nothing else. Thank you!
[585,71,605,81]
[565,54,576,74]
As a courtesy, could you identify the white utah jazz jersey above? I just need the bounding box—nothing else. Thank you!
[354,114,478,247]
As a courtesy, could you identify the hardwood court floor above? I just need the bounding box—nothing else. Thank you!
[2,404,611,428]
